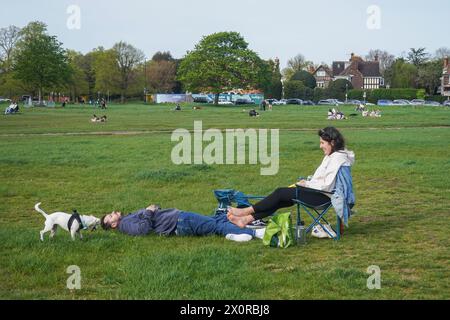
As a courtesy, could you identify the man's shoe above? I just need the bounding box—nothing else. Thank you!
[245,219,267,229]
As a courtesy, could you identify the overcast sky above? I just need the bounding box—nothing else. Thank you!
[1,0,448,68]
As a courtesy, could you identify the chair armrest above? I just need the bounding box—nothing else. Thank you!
[295,185,334,195]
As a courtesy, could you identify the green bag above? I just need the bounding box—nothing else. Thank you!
[262,212,295,248]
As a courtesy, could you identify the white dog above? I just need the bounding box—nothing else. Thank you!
[34,202,100,241]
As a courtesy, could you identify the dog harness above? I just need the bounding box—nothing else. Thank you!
[68,210,87,231]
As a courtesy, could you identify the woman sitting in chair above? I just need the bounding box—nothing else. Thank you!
[227,126,355,228]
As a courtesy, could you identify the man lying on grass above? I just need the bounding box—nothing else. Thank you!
[100,204,265,242]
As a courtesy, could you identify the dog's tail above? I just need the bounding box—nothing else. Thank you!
[34,202,49,218]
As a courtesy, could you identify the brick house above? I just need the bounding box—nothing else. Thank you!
[332,53,384,89]
[312,65,333,88]
[313,53,384,90]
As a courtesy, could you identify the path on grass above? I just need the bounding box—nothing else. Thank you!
[1,125,449,137]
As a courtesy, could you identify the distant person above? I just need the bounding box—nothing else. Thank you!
[327,109,334,120]
[100,98,107,109]
[4,100,19,114]
[268,101,273,111]
[249,109,259,117]
[260,100,266,111]
[174,103,181,111]
[62,100,66,107]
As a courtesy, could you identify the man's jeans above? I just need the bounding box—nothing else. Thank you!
[176,212,255,237]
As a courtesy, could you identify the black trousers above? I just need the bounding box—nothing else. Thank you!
[252,187,330,220]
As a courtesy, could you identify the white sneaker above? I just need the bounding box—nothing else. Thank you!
[322,224,337,238]
[311,225,328,238]
[225,234,253,242]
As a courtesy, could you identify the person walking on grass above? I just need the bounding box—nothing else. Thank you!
[227,127,355,230]
[101,204,265,242]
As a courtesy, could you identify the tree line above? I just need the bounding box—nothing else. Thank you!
[0,21,448,104]
[0,22,282,104]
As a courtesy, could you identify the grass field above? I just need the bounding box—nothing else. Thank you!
[0,102,449,299]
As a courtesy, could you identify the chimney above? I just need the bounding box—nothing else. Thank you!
[350,53,354,61]
[444,57,449,68]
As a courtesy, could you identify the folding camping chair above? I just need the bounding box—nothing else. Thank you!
[292,166,355,241]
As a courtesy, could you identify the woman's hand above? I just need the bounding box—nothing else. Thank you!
[296,180,307,187]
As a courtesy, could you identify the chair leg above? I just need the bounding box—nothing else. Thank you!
[336,217,342,240]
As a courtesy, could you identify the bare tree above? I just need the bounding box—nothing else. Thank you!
[147,60,177,93]
[282,54,313,80]
[0,25,21,70]
[366,49,395,76]
[112,41,144,103]
[434,47,450,59]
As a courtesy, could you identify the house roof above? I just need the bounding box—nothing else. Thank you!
[332,61,346,77]
[333,59,381,78]
[359,61,382,77]
[313,65,332,76]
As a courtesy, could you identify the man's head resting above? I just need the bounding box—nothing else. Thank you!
[101,211,122,230]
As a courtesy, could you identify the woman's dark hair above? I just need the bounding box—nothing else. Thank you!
[318,127,345,152]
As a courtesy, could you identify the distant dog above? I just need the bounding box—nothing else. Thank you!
[192,106,202,110]
[34,202,100,241]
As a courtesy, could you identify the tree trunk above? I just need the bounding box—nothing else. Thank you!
[214,93,219,105]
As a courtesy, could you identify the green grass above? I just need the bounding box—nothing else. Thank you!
[0,102,449,299]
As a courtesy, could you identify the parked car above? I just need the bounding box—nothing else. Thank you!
[302,100,315,105]
[410,99,425,105]
[443,100,450,106]
[0,97,12,103]
[318,99,342,105]
[346,99,362,105]
[193,96,212,103]
[273,99,287,105]
[218,99,233,105]
[392,99,411,105]
[265,99,278,105]
[377,100,394,106]
[286,99,303,105]
[234,98,254,105]
[424,100,441,106]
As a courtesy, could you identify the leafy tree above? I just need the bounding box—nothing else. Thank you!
[91,47,121,98]
[112,41,145,103]
[291,70,316,89]
[417,59,443,94]
[388,58,418,88]
[178,31,265,105]
[407,48,429,67]
[66,50,89,101]
[13,22,70,103]
[152,51,174,62]
[264,58,282,99]
[326,79,352,101]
